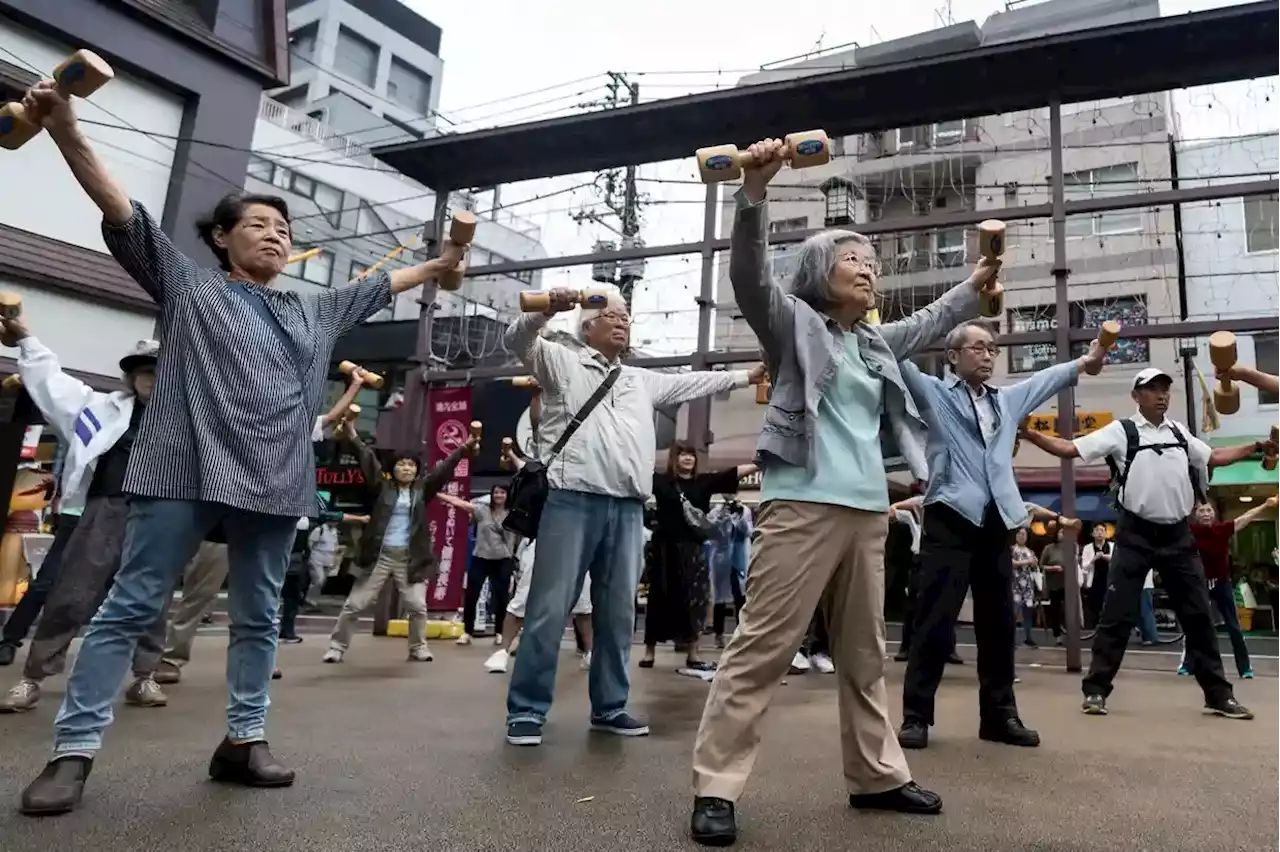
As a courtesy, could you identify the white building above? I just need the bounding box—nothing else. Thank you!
[1179,133,1279,441]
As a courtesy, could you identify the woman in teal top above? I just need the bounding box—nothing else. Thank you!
[688,137,998,847]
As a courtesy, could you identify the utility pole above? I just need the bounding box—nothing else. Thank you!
[572,72,647,308]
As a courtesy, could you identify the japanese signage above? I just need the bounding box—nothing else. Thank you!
[1025,411,1113,437]
[425,386,472,612]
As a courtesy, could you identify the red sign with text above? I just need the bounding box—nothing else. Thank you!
[424,386,472,612]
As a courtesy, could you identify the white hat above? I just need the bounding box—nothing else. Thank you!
[1132,367,1173,389]
[119,339,160,373]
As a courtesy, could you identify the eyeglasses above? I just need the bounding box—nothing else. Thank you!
[957,344,1000,357]
[594,311,631,327]
[838,253,881,274]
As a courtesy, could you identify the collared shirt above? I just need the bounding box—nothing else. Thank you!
[899,360,1081,529]
[472,502,515,559]
[505,315,749,500]
[894,509,923,555]
[1073,414,1211,524]
[966,384,997,444]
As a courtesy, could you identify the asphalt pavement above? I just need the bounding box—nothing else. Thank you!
[0,635,1274,852]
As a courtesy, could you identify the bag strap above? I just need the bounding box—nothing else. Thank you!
[545,367,621,461]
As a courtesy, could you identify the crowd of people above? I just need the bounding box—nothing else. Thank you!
[0,80,1273,852]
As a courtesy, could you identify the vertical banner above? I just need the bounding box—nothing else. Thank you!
[424,386,472,612]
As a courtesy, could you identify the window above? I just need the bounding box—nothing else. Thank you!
[285,249,334,287]
[770,245,801,284]
[289,23,317,61]
[1256,333,1278,405]
[357,202,386,238]
[247,157,273,181]
[271,165,291,191]
[1007,297,1150,373]
[1243,193,1278,254]
[387,58,432,114]
[313,183,344,225]
[768,217,808,235]
[334,26,379,88]
[933,119,964,142]
[291,173,314,197]
[1064,163,1142,237]
[348,259,368,283]
[934,227,966,268]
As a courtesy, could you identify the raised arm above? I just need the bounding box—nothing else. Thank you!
[728,185,795,362]
[640,365,762,407]
[6,325,98,442]
[877,277,985,360]
[503,312,576,389]
[320,374,366,428]
[1003,339,1107,421]
[1233,496,1277,532]
[418,445,469,501]
[339,421,384,493]
[436,491,478,515]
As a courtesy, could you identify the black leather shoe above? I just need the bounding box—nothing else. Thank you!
[849,781,942,814]
[946,651,964,665]
[979,717,1041,747]
[19,755,93,816]
[897,719,929,749]
[892,647,909,662]
[690,796,737,847]
[208,738,295,787]
[0,643,16,666]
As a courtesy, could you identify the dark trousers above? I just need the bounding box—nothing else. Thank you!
[1,513,80,648]
[464,556,514,637]
[898,553,957,655]
[1084,560,1110,629]
[1177,579,1252,678]
[711,573,745,637]
[903,502,1017,727]
[280,568,309,639]
[1082,512,1231,703]
[1045,588,1066,638]
[801,608,830,657]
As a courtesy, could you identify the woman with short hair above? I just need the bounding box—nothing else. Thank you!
[13,77,464,817]
[688,137,998,846]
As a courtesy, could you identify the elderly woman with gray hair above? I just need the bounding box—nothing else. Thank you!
[688,137,999,847]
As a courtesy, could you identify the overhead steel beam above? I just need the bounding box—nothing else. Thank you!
[461,179,1278,280]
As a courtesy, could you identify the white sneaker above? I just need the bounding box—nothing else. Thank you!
[408,644,434,662]
[494,633,504,646]
[456,633,473,646]
[0,678,40,712]
[810,652,835,674]
[125,676,168,707]
[484,649,510,673]
[788,651,811,674]
[579,650,592,671]
[322,647,344,664]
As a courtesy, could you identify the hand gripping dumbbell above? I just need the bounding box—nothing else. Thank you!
[0,292,22,348]
[438,211,477,292]
[695,130,831,184]
[976,219,1005,317]
[1208,331,1240,416]
[518,289,610,313]
[1262,425,1278,472]
[338,360,384,390]
[1083,321,1122,376]
[0,50,114,151]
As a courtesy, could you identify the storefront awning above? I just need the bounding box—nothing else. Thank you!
[1209,461,1277,488]
[1021,490,1117,522]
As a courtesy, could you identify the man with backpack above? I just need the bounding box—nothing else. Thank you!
[1017,367,1274,721]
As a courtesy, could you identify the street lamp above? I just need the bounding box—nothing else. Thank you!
[819,176,857,227]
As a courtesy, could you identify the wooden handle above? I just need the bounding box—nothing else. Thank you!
[450,211,477,246]
[0,291,22,320]
[287,247,322,265]
[1058,516,1083,531]
[511,376,539,389]
[1097,320,1121,350]
[338,360,383,389]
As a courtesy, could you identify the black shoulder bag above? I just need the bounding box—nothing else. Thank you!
[502,368,620,539]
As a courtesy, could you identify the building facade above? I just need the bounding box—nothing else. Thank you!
[0,0,288,385]
[710,0,1182,489]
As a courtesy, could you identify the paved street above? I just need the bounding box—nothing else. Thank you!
[0,635,1275,852]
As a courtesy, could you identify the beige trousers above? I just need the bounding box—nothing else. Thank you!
[692,499,912,800]
[328,548,426,651]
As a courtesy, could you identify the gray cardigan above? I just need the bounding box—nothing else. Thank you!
[729,188,981,482]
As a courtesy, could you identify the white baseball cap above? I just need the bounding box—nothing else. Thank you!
[1132,367,1173,389]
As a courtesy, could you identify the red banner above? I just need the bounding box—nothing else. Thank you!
[424,386,472,613]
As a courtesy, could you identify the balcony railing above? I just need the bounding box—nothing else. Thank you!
[878,228,971,276]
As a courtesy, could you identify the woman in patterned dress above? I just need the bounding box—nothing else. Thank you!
[1011,527,1041,648]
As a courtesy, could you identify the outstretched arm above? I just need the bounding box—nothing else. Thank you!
[436,491,477,515]
[877,274,988,360]
[1233,496,1277,532]
[640,364,762,407]
[6,325,98,442]
[1223,364,1280,396]
[1209,439,1268,469]
[1018,426,1082,459]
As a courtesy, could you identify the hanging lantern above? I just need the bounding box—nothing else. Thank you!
[819,176,857,227]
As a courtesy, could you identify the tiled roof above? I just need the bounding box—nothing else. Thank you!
[0,224,157,313]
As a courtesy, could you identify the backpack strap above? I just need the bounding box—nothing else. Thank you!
[1165,421,1209,504]
[1108,418,1142,499]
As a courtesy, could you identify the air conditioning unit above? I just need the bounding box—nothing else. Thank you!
[878,131,899,157]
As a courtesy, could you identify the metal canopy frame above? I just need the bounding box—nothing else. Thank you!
[383,2,1280,670]
[374,2,1278,190]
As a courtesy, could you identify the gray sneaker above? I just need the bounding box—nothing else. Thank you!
[0,678,41,712]
[322,647,344,663]
[125,677,168,707]
[153,661,182,685]
[1081,694,1108,715]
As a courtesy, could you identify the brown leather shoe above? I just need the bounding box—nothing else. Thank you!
[19,755,93,816]
[208,738,295,787]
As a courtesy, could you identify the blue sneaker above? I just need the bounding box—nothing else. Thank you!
[1176,666,1189,676]
[506,720,543,747]
[590,712,650,737]
[1241,670,1255,679]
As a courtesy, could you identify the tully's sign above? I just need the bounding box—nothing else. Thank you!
[316,466,365,487]
[1025,411,1113,437]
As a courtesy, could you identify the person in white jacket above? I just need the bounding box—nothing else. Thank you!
[0,330,164,715]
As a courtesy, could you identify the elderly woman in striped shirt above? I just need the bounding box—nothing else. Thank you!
[14,78,464,817]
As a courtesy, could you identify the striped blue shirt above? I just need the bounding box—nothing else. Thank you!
[101,201,392,517]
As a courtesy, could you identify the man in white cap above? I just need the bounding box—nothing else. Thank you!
[0,331,167,713]
[1019,366,1274,721]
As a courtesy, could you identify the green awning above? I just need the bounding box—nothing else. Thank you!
[1209,460,1278,487]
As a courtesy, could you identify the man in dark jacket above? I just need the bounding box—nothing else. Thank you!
[322,421,477,663]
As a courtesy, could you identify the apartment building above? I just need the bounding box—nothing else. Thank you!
[1179,133,1279,443]
[710,0,1181,486]
[0,0,288,383]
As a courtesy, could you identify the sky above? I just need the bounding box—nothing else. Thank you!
[404,0,1278,354]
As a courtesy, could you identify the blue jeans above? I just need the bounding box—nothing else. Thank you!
[1138,589,1159,644]
[506,488,644,727]
[53,498,297,754]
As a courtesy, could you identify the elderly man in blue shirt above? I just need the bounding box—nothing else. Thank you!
[894,319,1108,751]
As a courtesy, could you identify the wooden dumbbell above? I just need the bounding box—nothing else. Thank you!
[470,420,482,440]
[511,376,539,389]
[439,260,466,291]
[0,50,114,151]
[1057,516,1083,532]
[436,211,476,291]
[1012,417,1030,457]
[1083,320,1122,376]
[342,403,362,422]
[755,376,770,406]
[1208,331,1240,416]
[500,437,514,469]
[1263,425,1278,472]
[0,292,21,320]
[1,374,22,391]
[518,289,610,313]
[338,360,384,390]
[976,219,1006,318]
[695,129,831,184]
